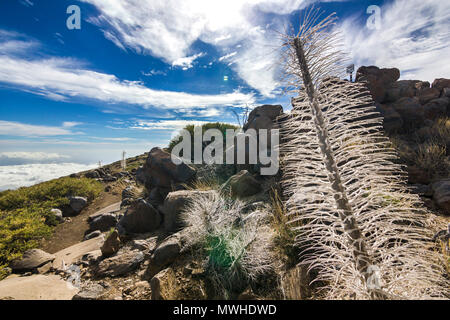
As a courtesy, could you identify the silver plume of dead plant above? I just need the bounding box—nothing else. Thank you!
[279,9,449,300]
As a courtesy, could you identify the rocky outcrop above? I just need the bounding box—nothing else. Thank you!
[118,199,161,234]
[9,249,55,273]
[142,148,196,203]
[101,230,121,257]
[52,235,104,271]
[146,236,181,278]
[150,268,178,300]
[69,196,88,213]
[95,250,144,278]
[356,66,400,103]
[88,213,119,233]
[221,170,262,199]
[159,190,217,233]
[431,180,450,215]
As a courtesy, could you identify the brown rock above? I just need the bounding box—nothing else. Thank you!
[52,235,104,271]
[355,66,400,103]
[432,78,450,93]
[143,147,196,190]
[150,268,178,300]
[416,87,441,105]
[378,104,403,133]
[423,98,449,120]
[385,80,419,102]
[221,170,262,198]
[160,190,217,232]
[101,230,120,257]
[390,97,424,128]
[146,236,181,278]
[9,249,55,272]
[407,165,431,185]
[431,180,450,215]
[96,250,144,277]
[118,199,161,234]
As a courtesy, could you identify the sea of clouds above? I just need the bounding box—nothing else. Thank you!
[0,152,97,191]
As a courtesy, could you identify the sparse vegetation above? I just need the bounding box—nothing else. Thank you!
[0,177,102,280]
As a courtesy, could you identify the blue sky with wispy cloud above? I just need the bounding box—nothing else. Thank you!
[0,0,449,190]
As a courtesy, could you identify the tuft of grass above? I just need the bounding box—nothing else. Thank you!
[0,177,102,280]
[181,192,275,299]
[269,188,299,266]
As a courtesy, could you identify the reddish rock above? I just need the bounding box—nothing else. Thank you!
[385,80,419,102]
[423,98,449,120]
[416,87,441,105]
[432,78,450,93]
[118,199,161,234]
[356,66,400,103]
[389,97,424,129]
[143,147,196,192]
[378,104,403,133]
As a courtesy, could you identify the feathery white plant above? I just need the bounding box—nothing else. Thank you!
[181,192,274,298]
[279,9,449,300]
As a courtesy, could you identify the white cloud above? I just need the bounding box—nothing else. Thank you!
[130,119,211,131]
[218,52,238,62]
[0,163,97,191]
[0,55,255,109]
[0,120,74,137]
[0,152,69,166]
[172,52,205,70]
[340,0,450,81]
[62,121,83,128]
[80,0,325,97]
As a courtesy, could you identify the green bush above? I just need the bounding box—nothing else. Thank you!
[167,122,239,160]
[0,177,102,280]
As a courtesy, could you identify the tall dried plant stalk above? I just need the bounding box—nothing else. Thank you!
[279,9,449,299]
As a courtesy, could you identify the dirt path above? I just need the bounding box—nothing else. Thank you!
[40,187,122,254]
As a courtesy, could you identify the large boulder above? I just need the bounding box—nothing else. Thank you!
[389,97,424,129]
[378,104,403,133]
[416,87,441,105]
[244,105,283,131]
[423,98,449,120]
[88,213,118,233]
[221,170,262,199]
[384,80,419,102]
[118,199,161,234]
[432,78,450,93]
[69,196,87,213]
[160,190,217,233]
[143,147,196,192]
[431,180,450,215]
[52,235,104,271]
[96,250,144,277]
[355,66,400,103]
[146,236,181,278]
[136,166,146,184]
[9,249,55,272]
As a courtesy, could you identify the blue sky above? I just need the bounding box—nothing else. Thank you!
[0,0,448,190]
